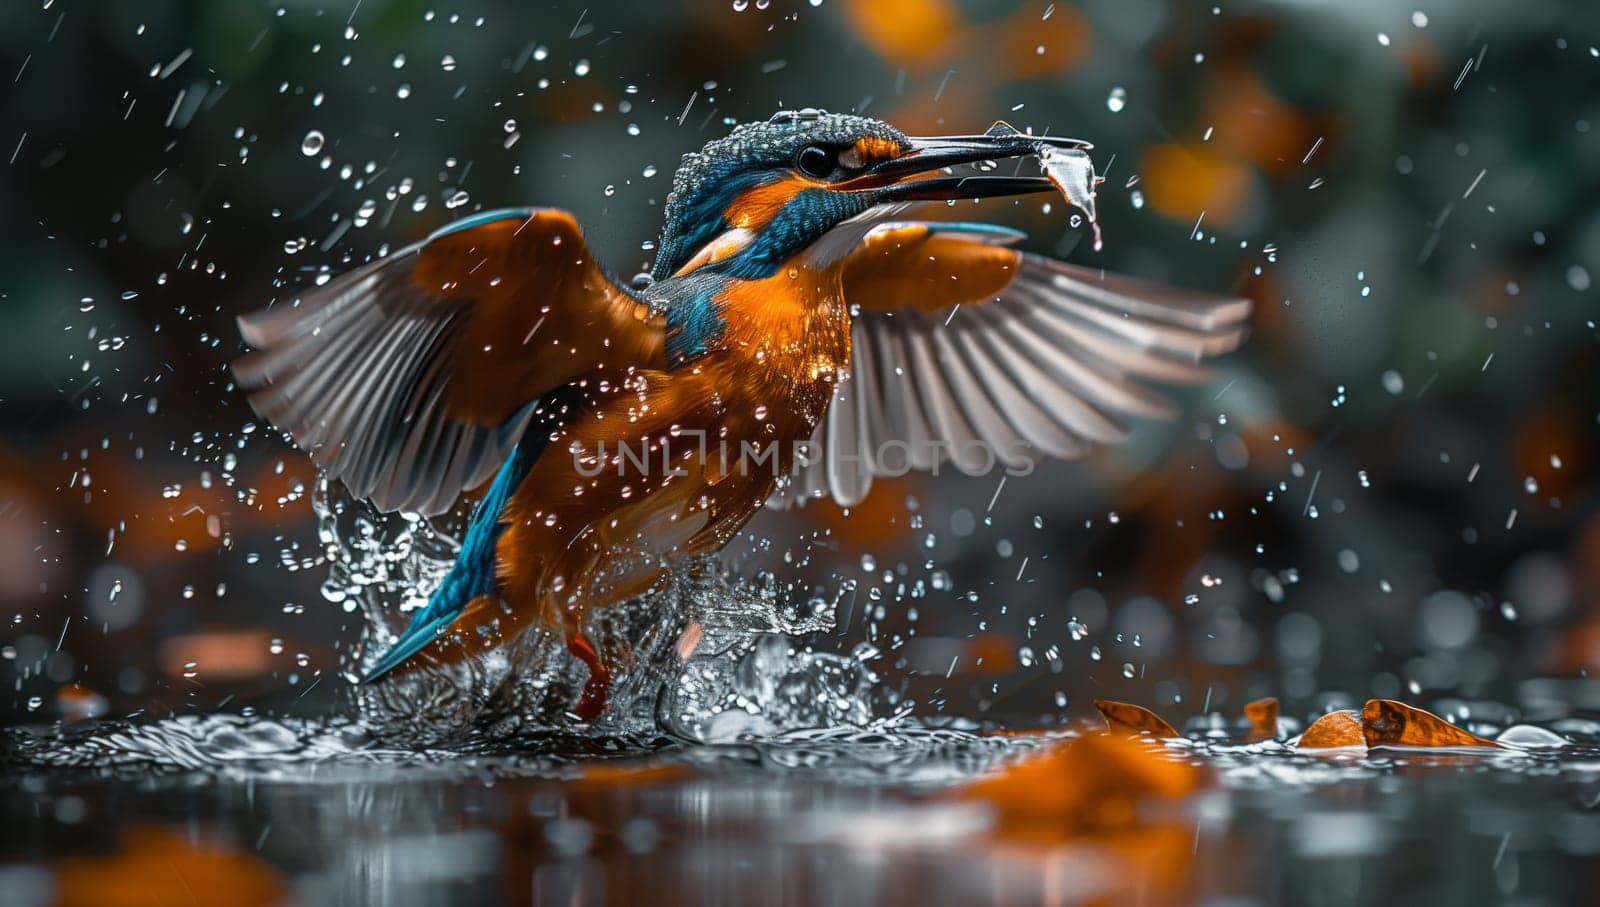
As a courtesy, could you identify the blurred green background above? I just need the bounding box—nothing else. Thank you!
[2,0,1598,727]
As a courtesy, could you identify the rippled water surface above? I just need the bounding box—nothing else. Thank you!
[6,710,1600,906]
[7,488,1600,905]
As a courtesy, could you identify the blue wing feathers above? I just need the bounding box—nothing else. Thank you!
[424,207,538,243]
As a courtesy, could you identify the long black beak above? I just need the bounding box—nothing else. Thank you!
[847,124,1090,202]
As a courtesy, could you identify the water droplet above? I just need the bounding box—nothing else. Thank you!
[440,54,457,72]
[1106,86,1126,113]
[301,130,325,156]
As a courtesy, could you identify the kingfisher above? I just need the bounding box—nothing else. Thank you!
[234,110,1250,720]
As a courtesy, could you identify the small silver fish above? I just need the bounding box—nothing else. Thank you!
[981,120,1103,251]
[1037,145,1102,251]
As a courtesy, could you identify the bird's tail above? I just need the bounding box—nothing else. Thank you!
[359,427,544,684]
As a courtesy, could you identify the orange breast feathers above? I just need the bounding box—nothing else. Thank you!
[491,358,822,632]
[714,263,852,392]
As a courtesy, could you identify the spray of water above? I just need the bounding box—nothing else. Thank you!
[318,476,894,743]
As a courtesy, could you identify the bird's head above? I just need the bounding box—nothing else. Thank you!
[651,109,1083,281]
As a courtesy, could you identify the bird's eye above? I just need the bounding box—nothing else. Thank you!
[795,145,835,179]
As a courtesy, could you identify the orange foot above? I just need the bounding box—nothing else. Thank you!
[566,633,611,722]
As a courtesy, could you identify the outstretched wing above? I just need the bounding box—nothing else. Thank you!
[234,208,665,515]
[769,220,1251,508]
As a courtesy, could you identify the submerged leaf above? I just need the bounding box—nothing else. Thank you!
[1095,699,1180,737]
[959,732,1209,904]
[52,825,289,907]
[1361,699,1501,749]
[1297,710,1365,749]
[577,761,692,786]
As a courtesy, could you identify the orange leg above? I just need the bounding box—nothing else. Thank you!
[566,632,611,721]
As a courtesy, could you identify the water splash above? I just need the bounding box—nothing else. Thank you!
[5,482,911,771]
[315,477,893,742]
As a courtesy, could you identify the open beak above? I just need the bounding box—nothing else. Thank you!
[844,124,1091,202]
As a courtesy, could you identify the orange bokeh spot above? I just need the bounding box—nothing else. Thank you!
[159,628,281,681]
[52,826,289,907]
[803,474,917,548]
[1511,404,1589,504]
[1243,697,1279,740]
[1204,67,1316,175]
[1140,142,1253,225]
[839,0,962,70]
[966,632,1019,675]
[996,4,1089,79]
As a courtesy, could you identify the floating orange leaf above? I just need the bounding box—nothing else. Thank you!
[1297,710,1365,749]
[1243,697,1279,740]
[1095,699,1179,738]
[1361,699,1502,749]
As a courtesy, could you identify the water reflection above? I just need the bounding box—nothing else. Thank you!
[6,717,1600,905]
